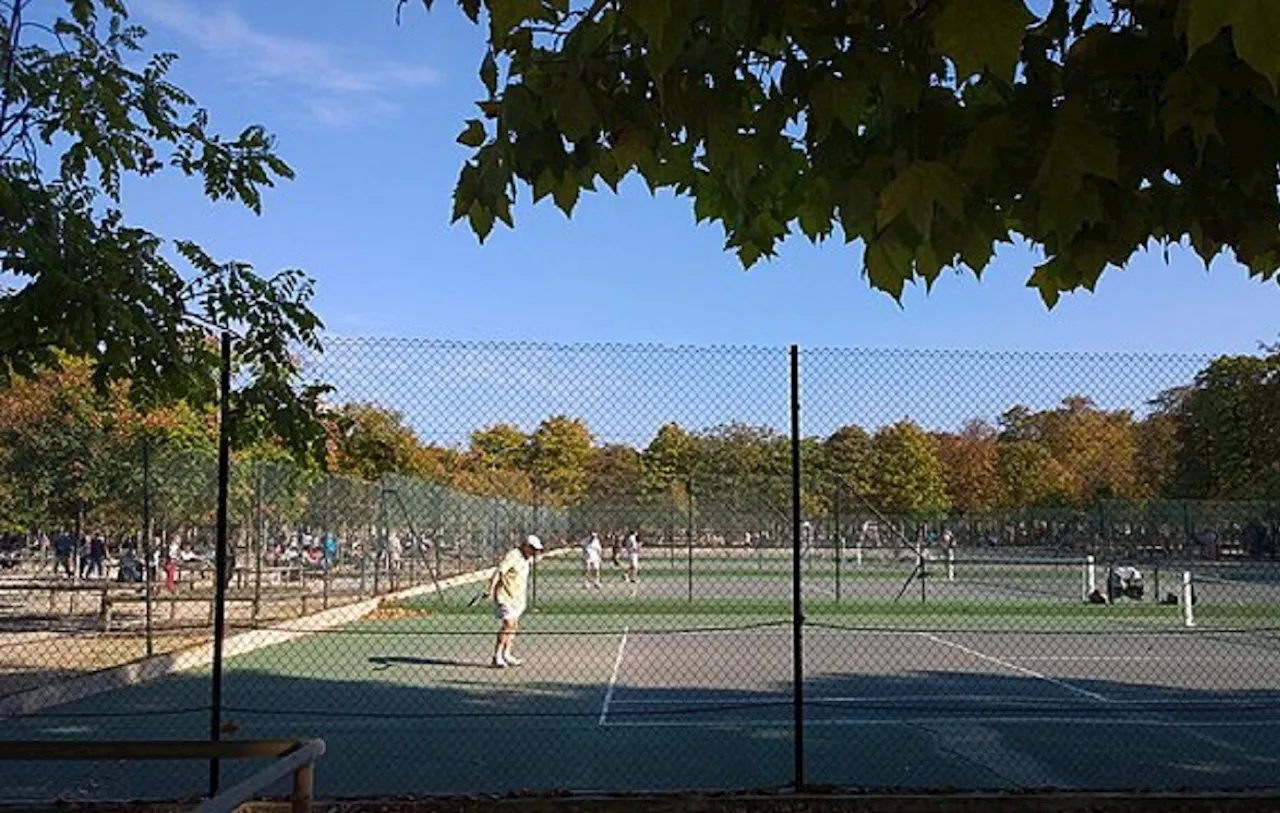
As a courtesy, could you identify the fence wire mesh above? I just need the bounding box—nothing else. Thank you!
[1,339,1279,800]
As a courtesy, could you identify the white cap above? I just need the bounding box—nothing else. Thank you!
[524,534,543,550]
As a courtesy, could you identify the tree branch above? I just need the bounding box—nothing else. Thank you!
[0,0,25,140]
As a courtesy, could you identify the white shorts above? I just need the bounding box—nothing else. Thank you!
[627,553,639,568]
[494,602,525,622]
[584,554,601,568]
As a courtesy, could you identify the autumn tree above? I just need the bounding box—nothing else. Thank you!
[1170,352,1280,499]
[693,422,790,537]
[328,404,449,482]
[996,438,1074,509]
[819,425,870,496]
[578,443,644,533]
[527,415,594,507]
[469,423,529,471]
[933,419,1000,513]
[866,421,950,518]
[640,422,698,533]
[1037,396,1143,502]
[1135,387,1190,498]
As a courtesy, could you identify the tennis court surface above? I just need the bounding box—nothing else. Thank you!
[2,549,1279,802]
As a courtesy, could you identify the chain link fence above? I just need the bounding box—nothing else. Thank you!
[1,338,1279,801]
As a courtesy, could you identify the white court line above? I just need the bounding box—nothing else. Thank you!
[598,625,629,726]
[1003,656,1182,662]
[608,693,1280,709]
[610,694,1042,707]
[917,632,1112,703]
[1002,655,1280,662]
[600,716,1280,729]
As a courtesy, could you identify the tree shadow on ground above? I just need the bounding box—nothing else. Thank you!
[1,667,1278,802]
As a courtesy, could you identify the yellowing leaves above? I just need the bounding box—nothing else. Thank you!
[931,0,1035,83]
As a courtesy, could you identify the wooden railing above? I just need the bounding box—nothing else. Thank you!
[0,739,325,813]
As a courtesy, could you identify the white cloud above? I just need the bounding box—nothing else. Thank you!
[141,0,439,126]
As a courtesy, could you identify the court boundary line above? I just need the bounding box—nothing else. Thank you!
[599,715,1280,729]
[608,693,1280,710]
[598,625,629,726]
[607,693,1155,707]
[917,632,1112,703]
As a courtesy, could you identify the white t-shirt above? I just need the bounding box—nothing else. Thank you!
[1114,566,1141,584]
[583,536,602,563]
[625,534,639,557]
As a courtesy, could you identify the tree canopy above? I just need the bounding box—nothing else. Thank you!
[0,0,326,461]
[405,0,1280,303]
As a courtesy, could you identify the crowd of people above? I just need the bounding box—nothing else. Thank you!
[39,531,210,591]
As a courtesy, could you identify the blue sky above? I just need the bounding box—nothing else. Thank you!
[115,0,1280,360]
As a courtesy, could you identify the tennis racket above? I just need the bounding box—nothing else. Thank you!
[467,590,489,607]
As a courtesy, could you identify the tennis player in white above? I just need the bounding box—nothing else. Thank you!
[486,534,542,668]
[582,532,603,588]
[623,531,640,584]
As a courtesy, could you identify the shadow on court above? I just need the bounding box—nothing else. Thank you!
[367,655,490,670]
[2,659,1279,803]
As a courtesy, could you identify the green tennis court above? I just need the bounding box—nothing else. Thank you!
[2,553,1279,802]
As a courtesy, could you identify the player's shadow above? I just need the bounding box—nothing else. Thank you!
[367,654,489,670]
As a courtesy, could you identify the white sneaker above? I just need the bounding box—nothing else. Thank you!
[504,655,524,667]
[490,657,507,669]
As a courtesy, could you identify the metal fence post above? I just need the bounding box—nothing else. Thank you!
[142,434,154,657]
[790,345,804,790]
[834,479,841,605]
[686,477,694,603]
[210,330,232,797]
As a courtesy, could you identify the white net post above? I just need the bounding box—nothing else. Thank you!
[855,539,863,566]
[1182,571,1195,627]
[947,547,955,582]
[1083,555,1097,600]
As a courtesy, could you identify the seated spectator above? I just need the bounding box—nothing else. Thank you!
[117,549,143,583]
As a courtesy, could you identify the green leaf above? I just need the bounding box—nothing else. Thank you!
[876,161,966,236]
[459,0,482,23]
[467,200,495,242]
[1184,0,1237,57]
[1161,66,1220,154]
[960,114,1016,183]
[532,167,557,203]
[626,0,673,50]
[864,233,913,300]
[480,51,499,97]
[877,164,934,235]
[489,0,544,35]
[1185,0,1280,91]
[555,76,596,142]
[838,176,876,241]
[1027,259,1065,308]
[932,0,1036,83]
[552,169,580,215]
[457,119,487,147]
[611,126,652,173]
[1227,2,1280,92]
[1032,101,1118,235]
